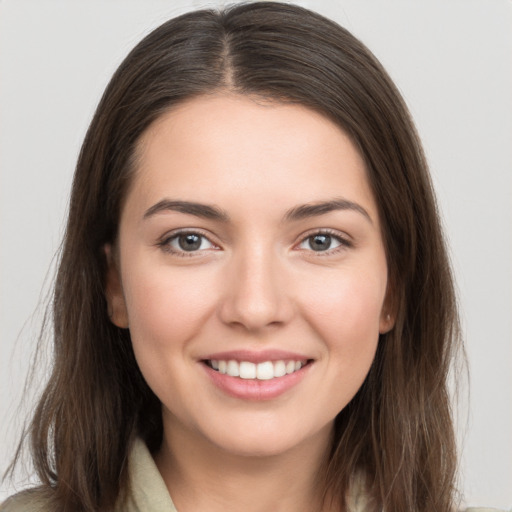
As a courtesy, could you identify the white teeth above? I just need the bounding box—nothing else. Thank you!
[239,361,256,379]
[273,360,286,377]
[226,360,239,377]
[209,359,306,380]
[256,361,274,380]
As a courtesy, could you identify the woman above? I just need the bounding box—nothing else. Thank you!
[1,2,495,511]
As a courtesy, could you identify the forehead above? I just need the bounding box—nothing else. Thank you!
[126,93,378,221]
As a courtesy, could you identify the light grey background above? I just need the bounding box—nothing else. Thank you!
[1,0,511,507]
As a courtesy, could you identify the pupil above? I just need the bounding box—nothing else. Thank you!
[178,234,201,251]
[309,234,331,251]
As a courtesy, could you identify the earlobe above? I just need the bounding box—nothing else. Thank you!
[379,281,397,334]
[104,244,129,328]
[379,311,395,334]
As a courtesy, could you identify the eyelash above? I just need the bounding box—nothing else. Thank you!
[157,229,219,257]
[157,228,352,257]
[296,229,353,255]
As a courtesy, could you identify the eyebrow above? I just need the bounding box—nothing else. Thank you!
[143,197,372,224]
[143,200,229,222]
[284,198,373,224]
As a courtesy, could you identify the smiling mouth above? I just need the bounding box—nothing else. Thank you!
[204,359,311,380]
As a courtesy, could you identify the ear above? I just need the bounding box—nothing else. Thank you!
[104,244,129,328]
[379,279,397,334]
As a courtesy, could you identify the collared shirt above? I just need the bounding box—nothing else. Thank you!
[118,438,177,511]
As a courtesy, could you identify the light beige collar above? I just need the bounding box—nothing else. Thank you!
[120,438,177,512]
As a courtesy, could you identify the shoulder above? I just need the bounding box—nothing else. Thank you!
[0,488,51,512]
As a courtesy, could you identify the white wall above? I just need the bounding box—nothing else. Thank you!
[1,0,510,508]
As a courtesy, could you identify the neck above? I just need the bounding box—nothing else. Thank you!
[154,418,337,512]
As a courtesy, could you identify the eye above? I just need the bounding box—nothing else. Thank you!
[297,231,350,253]
[161,231,217,254]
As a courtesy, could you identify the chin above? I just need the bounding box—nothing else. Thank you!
[202,418,334,460]
[213,434,303,458]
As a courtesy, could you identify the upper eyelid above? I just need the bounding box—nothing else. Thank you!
[159,228,216,243]
[296,228,352,244]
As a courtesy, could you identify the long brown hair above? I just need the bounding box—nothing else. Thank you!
[6,3,461,511]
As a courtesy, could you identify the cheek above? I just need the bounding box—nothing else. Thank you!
[121,263,216,353]
[307,267,386,331]
[300,267,386,375]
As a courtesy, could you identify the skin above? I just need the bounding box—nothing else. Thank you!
[106,93,394,511]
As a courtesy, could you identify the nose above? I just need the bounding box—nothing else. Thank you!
[218,246,295,332]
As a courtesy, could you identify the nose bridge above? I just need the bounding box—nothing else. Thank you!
[219,239,292,331]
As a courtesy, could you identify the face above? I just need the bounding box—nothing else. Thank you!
[106,94,393,458]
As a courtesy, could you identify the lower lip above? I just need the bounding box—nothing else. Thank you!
[202,362,312,401]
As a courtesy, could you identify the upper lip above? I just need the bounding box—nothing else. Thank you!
[200,349,311,364]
